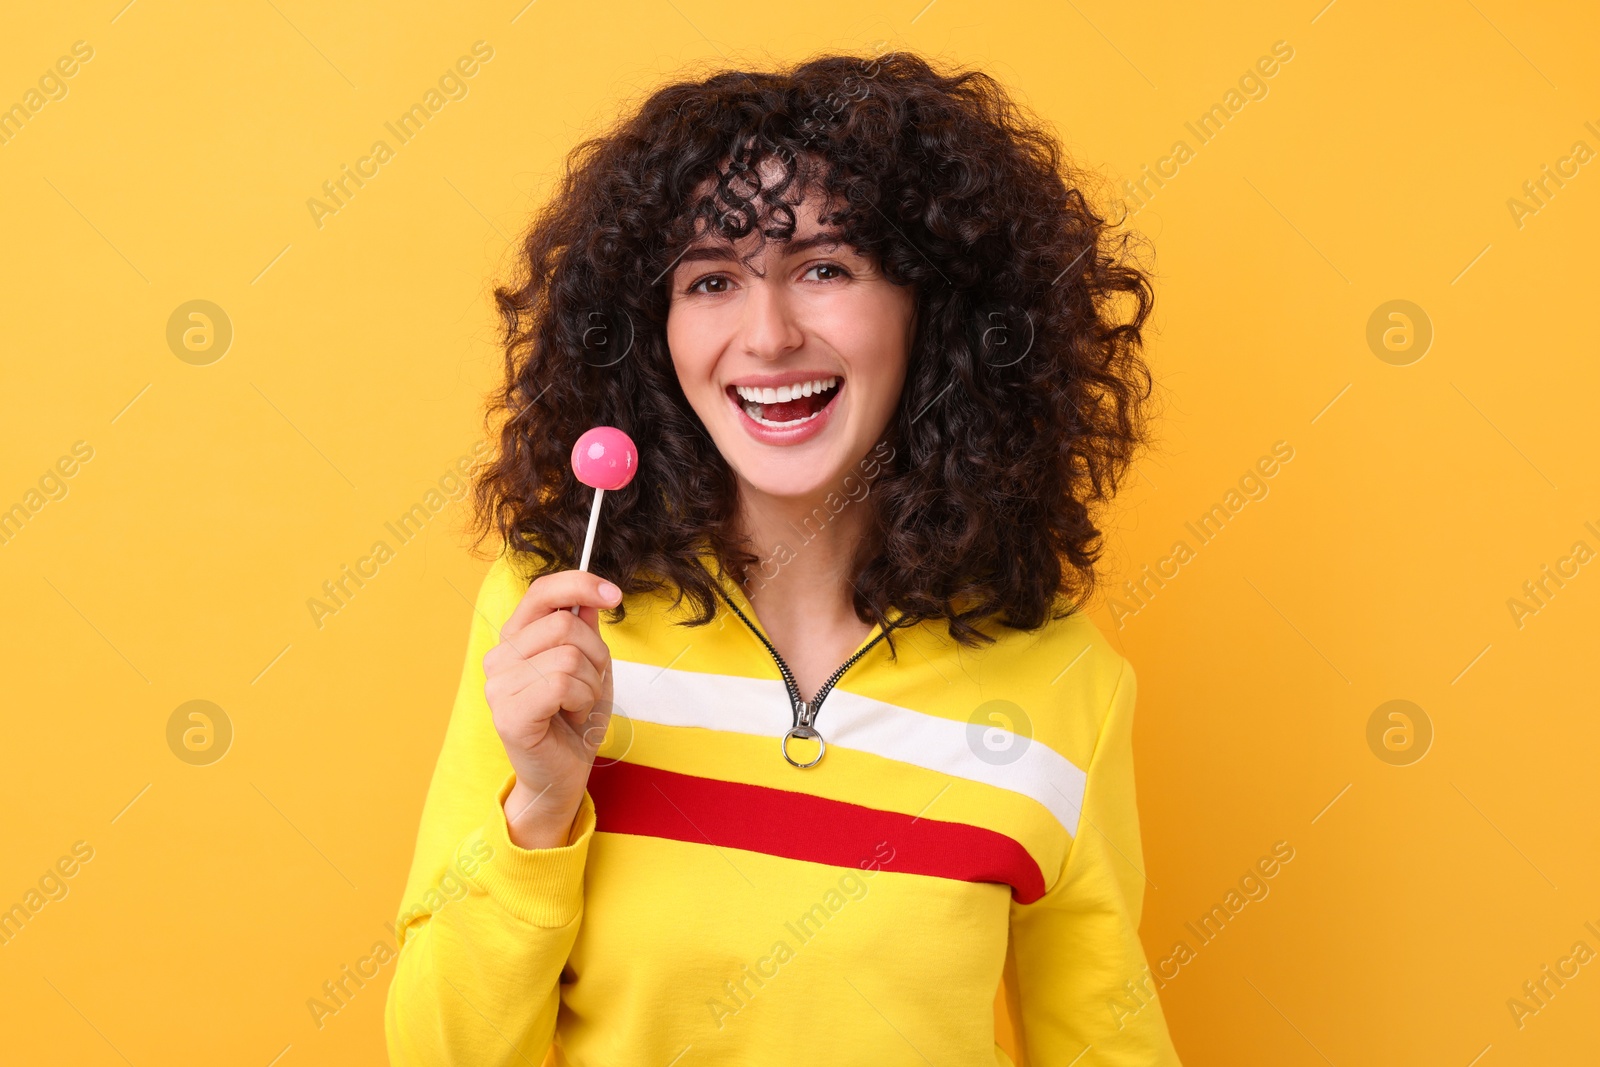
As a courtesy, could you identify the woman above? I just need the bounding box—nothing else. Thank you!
[385,51,1180,1066]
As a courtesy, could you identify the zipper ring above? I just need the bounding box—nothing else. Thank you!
[781,726,826,769]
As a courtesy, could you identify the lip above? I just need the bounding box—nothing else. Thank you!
[726,378,843,446]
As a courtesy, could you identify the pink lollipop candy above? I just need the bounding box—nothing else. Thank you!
[569,427,637,614]
[571,426,638,491]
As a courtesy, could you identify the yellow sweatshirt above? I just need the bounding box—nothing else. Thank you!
[384,546,1182,1066]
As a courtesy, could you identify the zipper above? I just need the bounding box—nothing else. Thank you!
[711,584,896,768]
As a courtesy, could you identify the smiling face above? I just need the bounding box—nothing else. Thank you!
[666,191,916,509]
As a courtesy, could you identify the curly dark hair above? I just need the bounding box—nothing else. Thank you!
[471,49,1156,650]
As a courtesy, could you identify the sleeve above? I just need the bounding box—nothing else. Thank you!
[384,552,597,1067]
[1006,657,1183,1066]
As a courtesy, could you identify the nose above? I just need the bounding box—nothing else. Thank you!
[736,275,804,360]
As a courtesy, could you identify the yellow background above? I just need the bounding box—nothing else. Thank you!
[3,1,1596,1063]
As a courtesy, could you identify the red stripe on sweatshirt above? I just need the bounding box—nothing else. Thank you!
[586,759,1047,903]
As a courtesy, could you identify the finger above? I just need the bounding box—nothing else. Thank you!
[515,644,604,707]
[488,649,604,721]
[493,605,612,679]
[565,694,616,752]
[503,569,622,637]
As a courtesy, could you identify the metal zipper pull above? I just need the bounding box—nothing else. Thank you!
[782,699,825,769]
[707,579,898,770]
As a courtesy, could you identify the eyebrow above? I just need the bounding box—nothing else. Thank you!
[673,232,849,267]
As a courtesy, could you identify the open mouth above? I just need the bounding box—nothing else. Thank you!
[727,376,842,429]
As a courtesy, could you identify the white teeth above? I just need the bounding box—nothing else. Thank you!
[741,401,826,428]
[733,376,838,404]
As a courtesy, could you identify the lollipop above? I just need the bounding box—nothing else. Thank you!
[569,426,638,614]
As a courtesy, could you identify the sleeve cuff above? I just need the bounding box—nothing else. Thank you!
[468,772,595,928]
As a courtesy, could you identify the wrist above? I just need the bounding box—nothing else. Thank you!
[503,779,582,850]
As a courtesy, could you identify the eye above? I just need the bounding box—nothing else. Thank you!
[686,273,734,295]
[803,262,852,282]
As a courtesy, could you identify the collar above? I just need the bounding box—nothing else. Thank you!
[690,538,908,649]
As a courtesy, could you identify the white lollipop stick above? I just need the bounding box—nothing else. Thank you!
[570,487,604,616]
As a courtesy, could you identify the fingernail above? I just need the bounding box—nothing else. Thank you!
[599,581,622,604]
